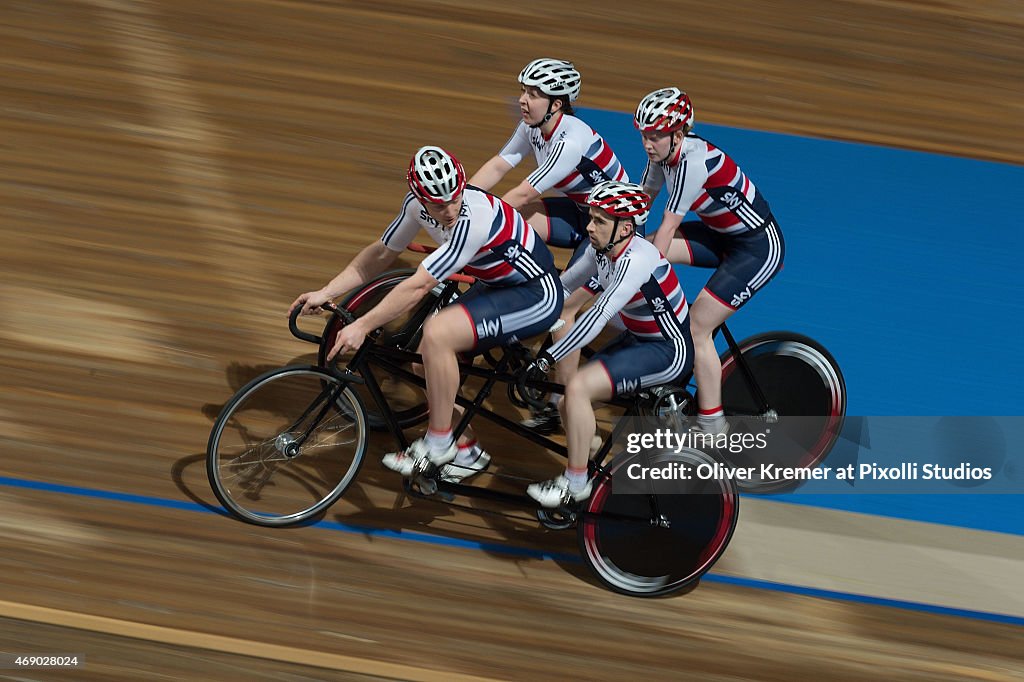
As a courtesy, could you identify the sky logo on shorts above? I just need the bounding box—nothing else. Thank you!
[730,287,752,308]
[476,318,501,338]
[616,377,640,395]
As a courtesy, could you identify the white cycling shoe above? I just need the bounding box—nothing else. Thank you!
[382,438,457,477]
[527,475,592,508]
[440,447,492,483]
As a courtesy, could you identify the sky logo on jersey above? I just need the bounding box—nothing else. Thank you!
[504,243,523,262]
[616,377,640,395]
[721,190,743,210]
[476,318,501,339]
[730,287,752,308]
[651,296,667,314]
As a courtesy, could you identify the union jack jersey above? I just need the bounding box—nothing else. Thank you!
[499,114,628,206]
[642,134,773,235]
[547,236,689,362]
[381,187,556,286]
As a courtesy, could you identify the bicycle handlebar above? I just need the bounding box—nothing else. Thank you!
[289,300,354,345]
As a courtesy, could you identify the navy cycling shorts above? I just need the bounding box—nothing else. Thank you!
[677,219,784,310]
[455,274,564,351]
[591,331,694,398]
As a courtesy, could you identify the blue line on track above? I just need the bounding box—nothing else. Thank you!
[2,475,1020,627]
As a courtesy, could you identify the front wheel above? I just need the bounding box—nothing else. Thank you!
[578,448,739,597]
[207,366,368,527]
[719,331,846,492]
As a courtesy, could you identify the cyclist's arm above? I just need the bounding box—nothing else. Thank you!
[547,256,644,363]
[316,241,400,300]
[470,124,529,191]
[640,160,663,201]
[559,245,597,294]
[650,156,704,256]
[650,211,686,257]
[290,240,400,316]
[501,179,542,209]
[468,155,514,192]
[353,264,438,333]
[419,217,488,282]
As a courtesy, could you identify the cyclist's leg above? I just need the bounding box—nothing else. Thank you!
[665,219,724,267]
[523,282,595,433]
[451,274,563,454]
[521,197,589,249]
[529,334,693,507]
[690,222,785,430]
[553,285,593,393]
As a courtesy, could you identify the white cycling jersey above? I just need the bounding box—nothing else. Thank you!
[642,134,773,235]
[499,113,628,205]
[548,236,689,362]
[381,187,555,286]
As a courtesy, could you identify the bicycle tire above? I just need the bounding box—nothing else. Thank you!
[719,331,846,492]
[207,365,368,527]
[578,448,739,597]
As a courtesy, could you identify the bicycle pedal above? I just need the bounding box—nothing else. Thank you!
[413,474,440,496]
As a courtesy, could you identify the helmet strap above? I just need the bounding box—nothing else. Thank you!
[531,98,558,129]
[596,218,632,257]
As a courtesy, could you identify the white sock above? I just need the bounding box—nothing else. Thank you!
[425,429,454,453]
[565,467,588,493]
[698,407,726,434]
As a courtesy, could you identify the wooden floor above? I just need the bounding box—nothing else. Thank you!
[1,1,1021,679]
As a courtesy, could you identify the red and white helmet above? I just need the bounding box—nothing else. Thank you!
[586,180,651,226]
[518,58,582,102]
[634,87,694,133]
[407,146,466,204]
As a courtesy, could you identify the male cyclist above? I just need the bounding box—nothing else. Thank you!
[635,88,784,436]
[470,58,631,436]
[290,146,562,482]
[524,181,694,507]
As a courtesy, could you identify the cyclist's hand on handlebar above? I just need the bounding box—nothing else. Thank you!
[288,290,332,318]
[327,318,370,360]
[524,351,555,379]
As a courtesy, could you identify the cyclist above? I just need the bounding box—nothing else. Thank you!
[524,181,694,507]
[290,146,563,482]
[635,87,784,436]
[469,58,630,436]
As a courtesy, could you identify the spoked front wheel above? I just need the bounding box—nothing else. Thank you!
[578,448,739,597]
[207,366,368,527]
[719,331,846,492]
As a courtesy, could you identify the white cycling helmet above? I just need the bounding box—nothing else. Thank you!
[634,87,694,133]
[586,180,652,227]
[518,58,581,102]
[407,146,466,204]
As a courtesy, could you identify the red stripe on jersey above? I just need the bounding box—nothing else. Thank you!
[702,212,743,229]
[592,143,614,170]
[556,170,582,189]
[483,200,516,250]
[465,261,514,280]
[620,316,662,336]
[707,154,739,187]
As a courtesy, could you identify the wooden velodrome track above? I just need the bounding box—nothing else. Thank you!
[1,0,1022,679]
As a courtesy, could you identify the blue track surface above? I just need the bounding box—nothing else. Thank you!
[579,106,1024,534]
